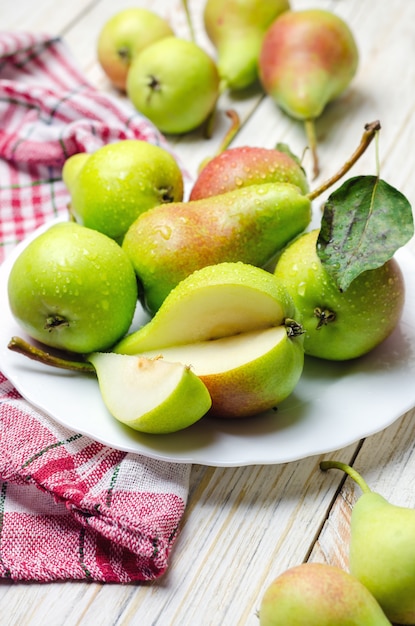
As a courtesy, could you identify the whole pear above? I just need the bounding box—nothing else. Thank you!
[259,9,358,177]
[97,8,174,91]
[63,140,184,242]
[126,37,220,134]
[189,145,309,200]
[259,562,391,625]
[274,229,404,360]
[204,0,290,91]
[122,182,311,313]
[321,460,415,625]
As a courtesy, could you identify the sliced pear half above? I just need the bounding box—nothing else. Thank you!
[87,352,212,434]
[139,326,304,418]
[114,262,298,354]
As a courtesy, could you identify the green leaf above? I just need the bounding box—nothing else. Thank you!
[317,175,414,291]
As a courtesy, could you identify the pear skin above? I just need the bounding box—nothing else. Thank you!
[122,182,311,313]
[259,9,358,176]
[204,0,290,91]
[189,145,309,200]
[259,563,391,625]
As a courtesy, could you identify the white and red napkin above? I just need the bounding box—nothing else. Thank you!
[0,32,191,582]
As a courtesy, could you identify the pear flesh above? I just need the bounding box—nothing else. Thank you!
[259,563,391,625]
[136,326,304,418]
[88,352,212,434]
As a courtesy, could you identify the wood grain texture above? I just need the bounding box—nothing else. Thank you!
[1,0,414,624]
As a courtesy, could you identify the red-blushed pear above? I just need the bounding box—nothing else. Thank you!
[274,229,405,360]
[7,222,138,354]
[114,262,304,419]
[204,0,290,91]
[259,9,358,177]
[189,145,309,200]
[126,37,220,135]
[259,563,391,625]
[62,139,184,243]
[97,8,174,91]
[121,182,311,313]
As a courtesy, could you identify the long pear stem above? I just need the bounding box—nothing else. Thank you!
[304,118,320,180]
[8,336,95,373]
[320,460,372,494]
[307,120,381,201]
[181,0,196,42]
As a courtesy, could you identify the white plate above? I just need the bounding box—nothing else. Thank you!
[1,219,415,467]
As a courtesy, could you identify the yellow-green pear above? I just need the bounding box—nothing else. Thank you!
[114,262,304,418]
[63,140,184,242]
[204,0,290,91]
[87,352,212,434]
[122,182,311,313]
[321,460,415,625]
[259,562,391,625]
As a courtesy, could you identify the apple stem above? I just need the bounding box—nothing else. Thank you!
[7,336,95,374]
[320,460,372,494]
[307,120,381,201]
[304,118,320,180]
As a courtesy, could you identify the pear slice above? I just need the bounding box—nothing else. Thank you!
[114,262,298,354]
[87,352,212,434]
[138,326,304,418]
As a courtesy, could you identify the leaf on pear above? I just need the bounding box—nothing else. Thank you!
[275,142,304,169]
[317,175,414,291]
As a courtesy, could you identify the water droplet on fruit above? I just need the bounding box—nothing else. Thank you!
[297,282,306,296]
[156,225,172,240]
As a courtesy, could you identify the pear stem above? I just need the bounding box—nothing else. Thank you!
[181,0,196,43]
[304,118,320,180]
[198,109,241,172]
[320,460,372,494]
[8,336,95,374]
[307,120,381,201]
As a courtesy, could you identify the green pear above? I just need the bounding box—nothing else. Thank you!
[259,9,359,177]
[7,222,138,354]
[126,37,220,134]
[189,145,309,200]
[204,0,290,91]
[114,262,304,418]
[274,229,405,360]
[97,8,174,91]
[122,182,311,313]
[259,562,391,625]
[87,352,212,433]
[63,139,184,242]
[321,461,415,625]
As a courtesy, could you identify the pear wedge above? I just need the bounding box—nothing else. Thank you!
[114,262,304,418]
[133,326,303,418]
[87,352,212,434]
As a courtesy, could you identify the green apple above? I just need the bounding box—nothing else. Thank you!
[97,8,174,91]
[114,262,304,418]
[7,222,138,354]
[63,139,184,242]
[126,37,220,134]
[274,229,405,360]
[88,352,212,433]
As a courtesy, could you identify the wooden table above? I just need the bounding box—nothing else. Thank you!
[1,1,415,624]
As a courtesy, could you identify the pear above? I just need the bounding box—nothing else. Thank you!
[63,139,184,242]
[189,145,309,200]
[114,262,304,418]
[321,460,415,625]
[259,9,359,177]
[87,352,212,434]
[204,0,290,91]
[259,562,391,625]
[122,182,311,313]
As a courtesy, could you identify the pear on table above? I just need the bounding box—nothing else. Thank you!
[87,352,212,434]
[114,262,304,419]
[321,460,415,625]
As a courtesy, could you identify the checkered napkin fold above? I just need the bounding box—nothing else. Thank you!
[0,32,191,582]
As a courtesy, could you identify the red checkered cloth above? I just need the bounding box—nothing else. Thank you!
[0,32,191,582]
